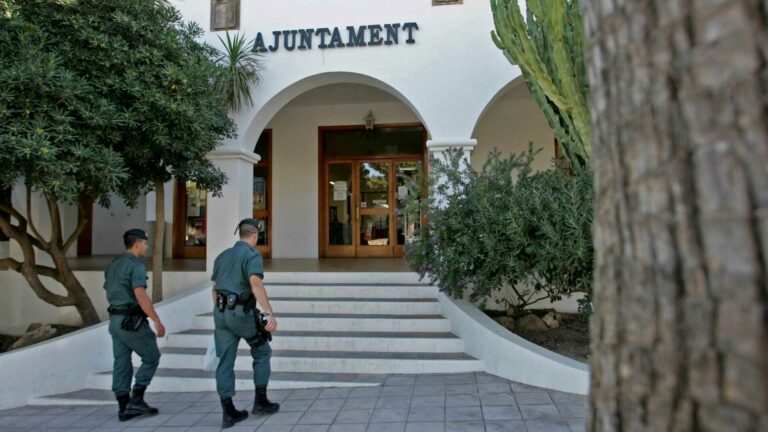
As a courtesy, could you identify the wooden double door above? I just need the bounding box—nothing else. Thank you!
[323,158,422,258]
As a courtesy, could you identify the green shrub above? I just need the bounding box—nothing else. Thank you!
[403,147,594,318]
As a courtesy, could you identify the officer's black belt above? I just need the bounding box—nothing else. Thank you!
[108,305,146,317]
[216,292,257,311]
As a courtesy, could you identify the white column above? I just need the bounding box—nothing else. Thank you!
[206,149,260,274]
[426,138,477,164]
[426,138,477,205]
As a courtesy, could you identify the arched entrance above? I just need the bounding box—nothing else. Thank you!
[239,77,431,259]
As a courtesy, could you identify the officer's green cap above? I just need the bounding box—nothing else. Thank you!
[239,218,259,228]
[234,218,260,235]
[124,228,148,240]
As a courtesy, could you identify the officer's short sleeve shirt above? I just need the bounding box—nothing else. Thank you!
[212,241,264,296]
[104,254,146,307]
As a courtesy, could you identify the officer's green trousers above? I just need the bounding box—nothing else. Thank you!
[214,306,272,399]
[108,316,161,397]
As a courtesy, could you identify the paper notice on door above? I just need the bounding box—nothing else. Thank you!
[333,190,347,201]
[397,186,408,200]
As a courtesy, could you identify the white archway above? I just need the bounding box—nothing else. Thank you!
[469,75,527,139]
[237,71,433,152]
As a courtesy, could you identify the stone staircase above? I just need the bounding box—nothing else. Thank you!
[33,277,483,404]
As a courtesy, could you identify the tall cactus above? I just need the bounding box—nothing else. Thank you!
[491,0,590,169]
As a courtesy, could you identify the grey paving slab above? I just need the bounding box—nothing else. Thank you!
[445,406,483,422]
[405,421,445,432]
[482,404,523,420]
[445,420,486,432]
[329,423,368,432]
[526,418,572,432]
[343,397,378,410]
[281,399,316,412]
[293,425,332,432]
[335,409,374,424]
[445,394,480,407]
[514,391,554,405]
[298,410,339,425]
[367,423,407,432]
[319,388,354,399]
[407,406,445,422]
[375,397,411,409]
[4,372,587,432]
[310,398,347,411]
[484,420,529,431]
[411,395,444,408]
[371,408,409,423]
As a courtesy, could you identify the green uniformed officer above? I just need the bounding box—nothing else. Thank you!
[212,218,279,428]
[104,229,165,421]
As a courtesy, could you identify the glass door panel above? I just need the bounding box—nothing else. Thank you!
[174,181,207,258]
[327,163,354,256]
[357,161,393,256]
[183,182,207,248]
[253,165,269,247]
[359,162,390,210]
[395,161,420,247]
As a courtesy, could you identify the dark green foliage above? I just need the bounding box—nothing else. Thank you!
[0,0,235,323]
[0,0,235,205]
[403,149,594,318]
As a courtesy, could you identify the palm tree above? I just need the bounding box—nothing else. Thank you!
[215,31,263,112]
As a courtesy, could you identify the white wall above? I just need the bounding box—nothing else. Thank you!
[91,195,148,256]
[0,270,208,334]
[267,101,419,258]
[472,94,556,171]
[169,0,523,150]
[0,280,213,410]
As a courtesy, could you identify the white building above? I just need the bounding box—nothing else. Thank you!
[1,0,560,325]
[0,2,592,408]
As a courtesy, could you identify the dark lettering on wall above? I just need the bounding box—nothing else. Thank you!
[347,25,367,47]
[255,22,420,53]
[283,30,297,51]
[402,22,419,44]
[328,27,345,48]
[252,32,268,53]
[315,28,331,49]
[298,28,314,50]
[268,30,281,52]
[384,23,400,45]
[367,24,383,46]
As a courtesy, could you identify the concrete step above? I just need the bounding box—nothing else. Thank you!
[156,348,482,374]
[191,313,451,332]
[88,369,386,392]
[264,273,426,285]
[165,329,466,353]
[269,297,442,315]
[263,284,438,299]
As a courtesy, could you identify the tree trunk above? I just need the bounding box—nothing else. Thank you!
[151,180,165,303]
[0,194,100,326]
[582,1,768,431]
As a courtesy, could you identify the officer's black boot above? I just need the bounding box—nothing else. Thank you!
[221,397,249,428]
[252,386,280,415]
[117,394,138,422]
[125,385,159,417]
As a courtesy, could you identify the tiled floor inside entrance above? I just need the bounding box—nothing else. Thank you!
[0,373,587,432]
[67,258,412,273]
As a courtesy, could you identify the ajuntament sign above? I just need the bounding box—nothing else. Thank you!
[252,22,420,53]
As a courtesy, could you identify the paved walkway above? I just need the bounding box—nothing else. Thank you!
[0,373,587,432]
